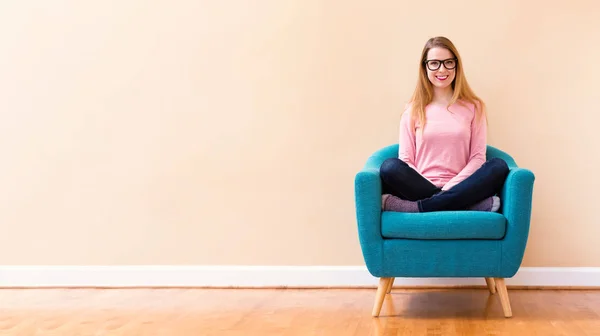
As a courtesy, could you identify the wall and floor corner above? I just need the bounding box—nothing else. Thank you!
[0,266,599,288]
[0,2,598,288]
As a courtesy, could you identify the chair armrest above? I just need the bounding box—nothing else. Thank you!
[499,167,536,277]
[354,168,384,276]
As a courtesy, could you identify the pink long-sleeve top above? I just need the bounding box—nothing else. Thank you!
[398,100,487,191]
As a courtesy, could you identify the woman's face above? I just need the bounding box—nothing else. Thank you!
[424,47,456,89]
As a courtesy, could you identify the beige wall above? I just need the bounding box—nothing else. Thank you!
[0,1,598,266]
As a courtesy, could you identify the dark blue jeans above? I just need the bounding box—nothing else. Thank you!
[380,158,509,212]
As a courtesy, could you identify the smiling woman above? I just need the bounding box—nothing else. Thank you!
[379,36,509,213]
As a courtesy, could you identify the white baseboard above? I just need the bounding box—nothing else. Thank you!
[0,266,598,288]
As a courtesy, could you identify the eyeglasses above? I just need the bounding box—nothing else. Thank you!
[424,58,457,71]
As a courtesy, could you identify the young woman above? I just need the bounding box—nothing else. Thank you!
[380,36,509,212]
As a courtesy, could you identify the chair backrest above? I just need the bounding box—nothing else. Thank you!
[364,144,518,170]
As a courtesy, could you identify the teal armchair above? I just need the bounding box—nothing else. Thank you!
[354,144,535,318]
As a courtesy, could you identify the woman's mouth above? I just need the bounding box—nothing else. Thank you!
[436,75,448,81]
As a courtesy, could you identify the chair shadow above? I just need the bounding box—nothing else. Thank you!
[370,291,502,336]
[375,289,499,320]
[374,288,600,321]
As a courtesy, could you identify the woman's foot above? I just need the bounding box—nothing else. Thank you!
[381,194,419,212]
[467,196,501,212]
[381,194,391,209]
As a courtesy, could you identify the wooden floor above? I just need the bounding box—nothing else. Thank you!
[0,288,598,335]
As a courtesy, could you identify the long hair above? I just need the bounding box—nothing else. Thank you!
[408,36,486,129]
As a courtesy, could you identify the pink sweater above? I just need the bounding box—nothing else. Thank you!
[398,101,487,191]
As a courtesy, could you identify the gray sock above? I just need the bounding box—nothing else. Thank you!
[468,196,501,212]
[382,194,420,212]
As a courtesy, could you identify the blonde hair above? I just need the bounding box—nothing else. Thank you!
[408,36,485,129]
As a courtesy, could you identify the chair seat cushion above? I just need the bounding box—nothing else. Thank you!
[381,211,506,240]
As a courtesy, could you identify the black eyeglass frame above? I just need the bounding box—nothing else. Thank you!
[424,58,458,71]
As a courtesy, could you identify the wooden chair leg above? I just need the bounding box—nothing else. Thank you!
[386,277,395,294]
[372,277,392,317]
[485,277,496,294]
[494,278,512,317]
